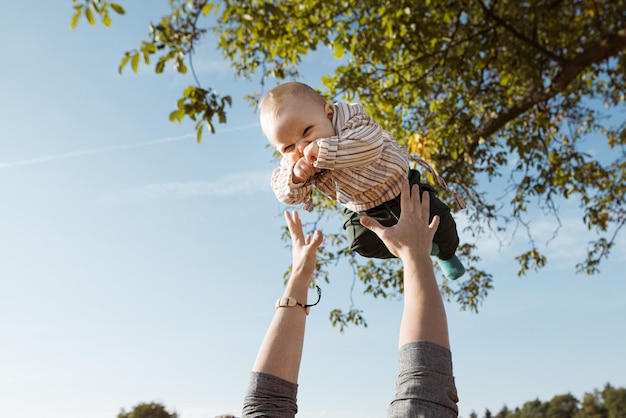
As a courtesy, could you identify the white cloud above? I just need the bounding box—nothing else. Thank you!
[0,124,259,170]
[0,134,192,169]
[92,170,273,204]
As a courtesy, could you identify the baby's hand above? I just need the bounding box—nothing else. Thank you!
[303,142,320,166]
[292,158,318,184]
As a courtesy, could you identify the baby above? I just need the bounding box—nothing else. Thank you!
[259,81,465,280]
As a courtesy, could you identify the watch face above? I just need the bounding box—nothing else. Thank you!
[275,297,309,315]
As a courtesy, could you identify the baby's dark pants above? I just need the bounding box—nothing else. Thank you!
[342,170,460,260]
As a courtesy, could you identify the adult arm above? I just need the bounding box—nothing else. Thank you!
[361,178,449,348]
[361,179,459,417]
[250,210,321,380]
[242,211,322,417]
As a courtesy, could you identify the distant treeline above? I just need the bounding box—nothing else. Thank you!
[469,383,626,418]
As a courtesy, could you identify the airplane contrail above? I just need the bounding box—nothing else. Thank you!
[0,123,260,170]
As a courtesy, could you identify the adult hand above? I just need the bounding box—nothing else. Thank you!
[360,178,440,260]
[284,210,323,280]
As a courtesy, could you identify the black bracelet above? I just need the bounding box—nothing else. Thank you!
[305,285,322,308]
[275,285,322,315]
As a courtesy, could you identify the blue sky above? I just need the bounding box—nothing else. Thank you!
[1,3,625,418]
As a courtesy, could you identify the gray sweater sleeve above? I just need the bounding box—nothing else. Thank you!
[387,340,459,417]
[242,372,298,418]
[242,341,457,417]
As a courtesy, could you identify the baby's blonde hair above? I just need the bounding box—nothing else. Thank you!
[259,82,326,128]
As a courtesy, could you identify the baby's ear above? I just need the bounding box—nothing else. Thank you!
[325,103,334,120]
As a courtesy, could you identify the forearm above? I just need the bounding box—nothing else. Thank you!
[315,103,384,170]
[316,132,383,170]
[398,252,450,350]
[251,274,310,383]
[271,165,312,206]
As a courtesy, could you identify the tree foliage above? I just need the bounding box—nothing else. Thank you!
[117,401,178,418]
[71,0,626,329]
[475,384,626,418]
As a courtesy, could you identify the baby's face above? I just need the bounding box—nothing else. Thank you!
[263,95,335,165]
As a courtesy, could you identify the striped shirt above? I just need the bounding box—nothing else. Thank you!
[271,102,410,212]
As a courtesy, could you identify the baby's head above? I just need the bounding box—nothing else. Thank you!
[259,82,335,162]
[259,82,326,130]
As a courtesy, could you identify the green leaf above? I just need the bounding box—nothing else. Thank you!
[202,3,214,16]
[155,60,165,74]
[119,53,131,74]
[143,42,157,53]
[196,123,204,143]
[70,7,82,30]
[131,53,140,73]
[110,3,125,15]
[85,7,95,26]
[183,86,195,97]
[333,42,345,59]
[218,109,226,123]
[169,109,185,123]
[103,15,111,28]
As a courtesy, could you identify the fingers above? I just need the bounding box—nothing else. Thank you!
[285,210,323,248]
[304,142,319,164]
[292,159,317,183]
[284,210,299,230]
[359,215,383,235]
[399,178,411,215]
[310,229,323,247]
[302,230,323,251]
[420,190,431,222]
[430,214,441,231]
[284,210,304,242]
[304,148,317,165]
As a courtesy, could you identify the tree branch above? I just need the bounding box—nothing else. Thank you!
[478,28,626,139]
[477,0,565,65]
